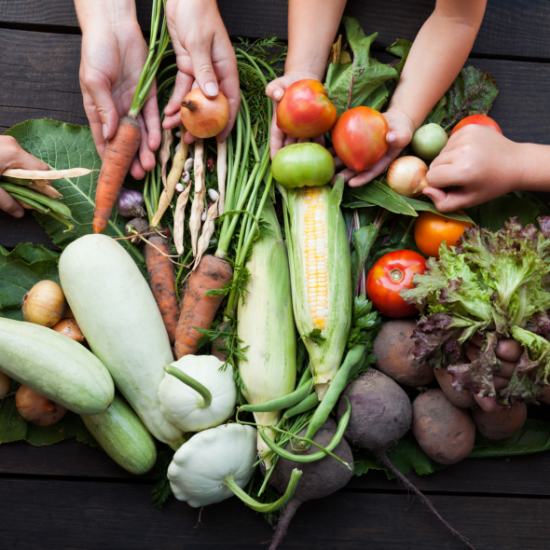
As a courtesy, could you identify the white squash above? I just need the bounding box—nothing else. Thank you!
[158,355,237,432]
[59,234,182,444]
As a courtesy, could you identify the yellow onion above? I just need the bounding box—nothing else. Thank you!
[53,318,85,343]
[0,371,9,399]
[181,88,229,138]
[386,156,428,198]
[22,280,67,327]
[15,385,68,426]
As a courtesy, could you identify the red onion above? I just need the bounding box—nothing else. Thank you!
[117,188,145,218]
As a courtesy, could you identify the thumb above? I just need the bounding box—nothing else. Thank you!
[84,78,120,141]
[188,40,219,98]
[386,128,411,149]
[266,79,285,101]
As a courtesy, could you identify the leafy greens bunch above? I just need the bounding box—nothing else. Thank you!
[402,218,550,404]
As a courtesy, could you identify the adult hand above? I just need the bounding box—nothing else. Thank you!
[466,335,523,412]
[335,108,415,187]
[163,0,240,143]
[424,125,522,212]
[265,72,325,159]
[0,136,50,218]
[79,20,160,179]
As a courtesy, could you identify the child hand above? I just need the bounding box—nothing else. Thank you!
[466,335,523,412]
[265,72,325,159]
[0,136,50,218]
[424,125,523,212]
[343,107,415,187]
[163,0,239,143]
[79,20,160,180]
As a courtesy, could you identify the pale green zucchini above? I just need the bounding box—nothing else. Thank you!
[0,317,113,414]
[59,234,182,444]
[82,395,157,475]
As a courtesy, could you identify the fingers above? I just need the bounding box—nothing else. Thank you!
[348,145,402,187]
[332,168,357,185]
[216,52,240,142]
[0,188,24,218]
[142,83,161,153]
[423,186,471,213]
[386,128,411,149]
[270,108,286,159]
[136,113,155,174]
[187,36,219,99]
[266,79,285,102]
[164,71,194,126]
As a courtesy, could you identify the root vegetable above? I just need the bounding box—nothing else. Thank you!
[16,385,68,426]
[180,88,230,139]
[125,218,150,245]
[413,389,475,465]
[386,156,428,197]
[266,419,354,550]
[52,318,85,343]
[434,366,475,408]
[0,371,9,398]
[471,402,527,440]
[373,320,435,386]
[22,280,67,327]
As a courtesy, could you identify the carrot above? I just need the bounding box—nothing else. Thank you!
[93,116,141,234]
[175,255,233,359]
[145,235,179,344]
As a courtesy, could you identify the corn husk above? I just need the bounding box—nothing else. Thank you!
[238,204,296,468]
[279,177,352,400]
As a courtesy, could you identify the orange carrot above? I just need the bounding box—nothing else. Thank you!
[145,235,179,344]
[93,115,141,234]
[175,255,233,359]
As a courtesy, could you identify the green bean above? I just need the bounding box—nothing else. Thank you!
[304,344,366,441]
[283,392,319,420]
[44,210,75,234]
[0,183,72,219]
[259,398,352,468]
[7,192,50,213]
[241,377,313,413]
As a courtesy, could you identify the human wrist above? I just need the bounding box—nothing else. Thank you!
[75,0,138,34]
[285,52,327,82]
[514,142,550,193]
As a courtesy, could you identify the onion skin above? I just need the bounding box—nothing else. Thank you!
[180,88,229,138]
[117,188,145,218]
[15,385,68,426]
[386,156,428,198]
[22,280,67,327]
[0,371,9,399]
[53,318,85,343]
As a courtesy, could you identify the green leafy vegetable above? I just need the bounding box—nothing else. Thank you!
[325,17,397,116]
[402,218,550,403]
[151,446,175,510]
[4,119,143,263]
[343,179,417,216]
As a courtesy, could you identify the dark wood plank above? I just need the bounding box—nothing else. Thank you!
[3,1,550,61]
[0,210,54,249]
[0,478,549,549]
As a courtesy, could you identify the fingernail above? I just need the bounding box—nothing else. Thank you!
[273,89,283,100]
[386,132,395,144]
[102,124,108,140]
[13,209,24,218]
[205,82,218,96]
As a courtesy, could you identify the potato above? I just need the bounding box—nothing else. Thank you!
[434,366,476,408]
[471,402,527,440]
[373,320,435,387]
[412,389,475,465]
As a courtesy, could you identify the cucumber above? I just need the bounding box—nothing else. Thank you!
[59,234,182,444]
[0,317,114,414]
[82,395,157,475]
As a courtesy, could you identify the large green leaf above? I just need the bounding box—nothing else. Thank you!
[0,244,60,320]
[325,17,398,116]
[4,119,143,263]
[403,197,474,223]
[344,179,418,216]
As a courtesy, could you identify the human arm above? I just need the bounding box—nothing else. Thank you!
[74,0,161,180]
[424,124,550,211]
[265,0,347,158]
[0,136,50,218]
[162,0,239,143]
[348,0,487,186]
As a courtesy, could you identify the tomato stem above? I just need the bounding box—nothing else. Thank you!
[390,268,404,283]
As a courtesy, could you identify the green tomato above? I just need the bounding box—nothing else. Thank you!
[272,143,335,189]
[411,123,448,161]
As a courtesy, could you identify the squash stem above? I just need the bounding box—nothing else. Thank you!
[222,468,302,513]
[164,365,212,408]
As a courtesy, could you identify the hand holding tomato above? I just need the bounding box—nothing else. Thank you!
[424,124,525,213]
[367,250,426,318]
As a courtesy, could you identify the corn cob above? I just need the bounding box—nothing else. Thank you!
[280,177,352,399]
[238,204,297,467]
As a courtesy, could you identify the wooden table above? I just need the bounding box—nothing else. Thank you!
[2,1,550,548]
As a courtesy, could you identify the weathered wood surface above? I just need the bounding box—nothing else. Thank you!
[2,0,550,60]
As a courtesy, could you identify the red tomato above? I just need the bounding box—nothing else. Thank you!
[414,211,473,257]
[367,250,426,318]
[450,114,502,136]
[332,107,389,172]
[276,79,337,138]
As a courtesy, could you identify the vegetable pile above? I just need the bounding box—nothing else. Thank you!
[3,11,550,550]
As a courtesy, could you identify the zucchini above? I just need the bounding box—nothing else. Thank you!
[59,234,182,444]
[82,395,157,475]
[0,317,113,414]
